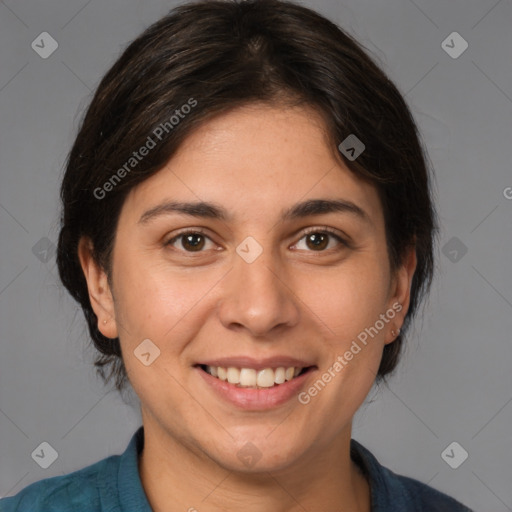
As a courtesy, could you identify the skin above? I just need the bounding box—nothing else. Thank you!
[79,103,417,512]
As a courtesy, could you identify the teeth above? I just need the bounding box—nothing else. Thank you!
[226,367,240,384]
[274,367,286,384]
[239,368,257,386]
[205,365,304,388]
[256,368,275,388]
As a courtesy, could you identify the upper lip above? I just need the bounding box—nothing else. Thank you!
[196,356,316,371]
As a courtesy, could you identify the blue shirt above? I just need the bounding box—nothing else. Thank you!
[0,426,474,511]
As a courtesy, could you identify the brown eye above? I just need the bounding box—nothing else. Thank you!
[293,228,348,252]
[180,233,205,251]
[166,230,214,253]
[305,232,329,250]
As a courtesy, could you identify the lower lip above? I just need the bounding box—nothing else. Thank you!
[195,366,315,411]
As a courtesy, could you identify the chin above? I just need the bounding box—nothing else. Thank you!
[206,435,307,474]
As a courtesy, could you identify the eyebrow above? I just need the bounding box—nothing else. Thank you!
[138,198,372,226]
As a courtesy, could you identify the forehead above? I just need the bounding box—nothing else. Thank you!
[120,103,384,228]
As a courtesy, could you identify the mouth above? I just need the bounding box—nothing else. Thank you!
[196,364,315,389]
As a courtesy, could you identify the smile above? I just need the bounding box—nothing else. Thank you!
[195,363,317,410]
[199,364,310,389]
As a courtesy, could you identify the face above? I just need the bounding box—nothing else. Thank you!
[80,103,416,473]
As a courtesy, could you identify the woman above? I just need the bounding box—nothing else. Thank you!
[0,0,474,510]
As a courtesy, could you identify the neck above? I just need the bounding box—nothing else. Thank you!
[138,420,371,512]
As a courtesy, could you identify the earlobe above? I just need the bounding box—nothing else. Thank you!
[395,244,417,310]
[385,244,417,344]
[77,237,118,339]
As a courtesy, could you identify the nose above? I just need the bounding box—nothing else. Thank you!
[217,243,301,338]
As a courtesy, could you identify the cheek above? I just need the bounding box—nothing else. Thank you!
[112,254,223,350]
[301,256,391,339]
[114,265,176,338]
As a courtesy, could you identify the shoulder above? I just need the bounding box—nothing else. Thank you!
[0,455,118,512]
[350,439,474,512]
[381,469,474,511]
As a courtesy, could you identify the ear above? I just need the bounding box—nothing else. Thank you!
[384,243,417,345]
[77,236,119,339]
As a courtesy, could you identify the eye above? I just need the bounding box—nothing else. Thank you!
[165,229,217,253]
[292,227,348,252]
[165,227,349,255]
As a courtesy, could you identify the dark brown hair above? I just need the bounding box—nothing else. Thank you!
[57,0,438,394]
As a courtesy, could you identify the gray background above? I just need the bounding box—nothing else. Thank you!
[1,0,511,510]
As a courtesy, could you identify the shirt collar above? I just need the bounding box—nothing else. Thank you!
[116,426,152,511]
[351,438,408,511]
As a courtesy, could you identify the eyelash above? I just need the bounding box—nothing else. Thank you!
[165,226,349,254]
